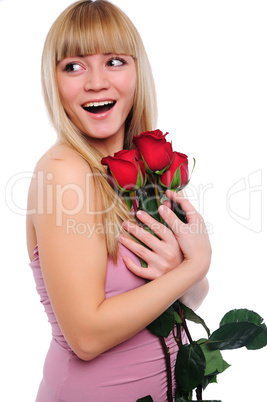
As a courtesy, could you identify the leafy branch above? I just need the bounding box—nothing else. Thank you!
[138,304,267,402]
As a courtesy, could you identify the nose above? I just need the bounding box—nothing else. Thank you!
[84,66,110,92]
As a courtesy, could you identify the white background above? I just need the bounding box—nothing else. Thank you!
[1,0,266,401]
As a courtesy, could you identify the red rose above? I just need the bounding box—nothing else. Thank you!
[101,149,146,192]
[159,152,189,189]
[133,129,173,173]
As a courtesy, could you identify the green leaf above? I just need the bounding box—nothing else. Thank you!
[246,325,267,350]
[124,194,132,210]
[174,311,183,324]
[198,339,230,376]
[140,258,148,268]
[219,309,267,350]
[202,374,218,390]
[180,303,210,337]
[142,157,153,174]
[159,164,182,189]
[136,396,153,402]
[147,305,175,337]
[208,321,264,350]
[137,187,161,222]
[175,343,206,393]
[220,308,264,327]
[136,164,146,188]
[201,358,230,390]
[175,396,190,402]
[188,157,196,184]
[175,390,222,402]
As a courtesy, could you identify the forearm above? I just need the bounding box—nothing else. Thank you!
[73,259,207,360]
[179,276,209,311]
[75,194,212,360]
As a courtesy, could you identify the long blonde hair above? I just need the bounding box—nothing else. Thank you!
[41,0,158,260]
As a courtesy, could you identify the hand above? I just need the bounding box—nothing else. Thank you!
[119,209,183,280]
[159,190,211,277]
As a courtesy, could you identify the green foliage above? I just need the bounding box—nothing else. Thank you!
[208,322,263,350]
[147,304,175,337]
[246,325,267,350]
[175,397,189,402]
[145,304,267,401]
[197,339,230,377]
[208,309,267,351]
[176,399,221,402]
[180,303,210,337]
[175,343,206,393]
[137,186,161,222]
[220,308,263,326]
[220,309,267,350]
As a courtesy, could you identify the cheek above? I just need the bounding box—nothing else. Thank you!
[57,76,78,109]
[128,72,137,96]
[120,72,137,105]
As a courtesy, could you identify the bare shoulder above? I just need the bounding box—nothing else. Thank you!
[28,142,101,219]
[36,142,91,177]
[28,142,95,213]
[26,142,101,260]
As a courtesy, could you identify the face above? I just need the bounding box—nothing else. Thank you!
[56,53,136,154]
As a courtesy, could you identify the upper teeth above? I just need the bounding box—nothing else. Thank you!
[83,100,114,107]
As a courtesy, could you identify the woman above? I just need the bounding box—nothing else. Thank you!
[27,1,211,400]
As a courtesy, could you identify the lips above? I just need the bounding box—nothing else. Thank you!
[82,100,116,114]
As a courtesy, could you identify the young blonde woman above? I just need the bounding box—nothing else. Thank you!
[27,1,211,400]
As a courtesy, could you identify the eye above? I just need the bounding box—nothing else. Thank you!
[64,62,83,73]
[106,57,126,67]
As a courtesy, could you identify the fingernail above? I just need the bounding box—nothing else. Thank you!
[158,205,168,214]
[136,210,144,217]
[122,221,128,229]
[119,234,125,242]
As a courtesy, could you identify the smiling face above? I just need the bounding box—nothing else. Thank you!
[56,53,136,155]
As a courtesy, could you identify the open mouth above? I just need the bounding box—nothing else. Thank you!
[82,100,116,114]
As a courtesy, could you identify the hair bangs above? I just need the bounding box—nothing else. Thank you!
[55,1,138,62]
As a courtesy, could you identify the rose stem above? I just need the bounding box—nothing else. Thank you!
[129,191,138,215]
[159,336,173,402]
[196,385,203,401]
[174,322,183,348]
[153,175,164,223]
[178,304,193,344]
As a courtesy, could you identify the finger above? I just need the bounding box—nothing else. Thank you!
[122,255,159,280]
[162,199,172,209]
[119,232,155,262]
[135,210,174,243]
[158,204,185,236]
[164,190,198,222]
[122,220,160,248]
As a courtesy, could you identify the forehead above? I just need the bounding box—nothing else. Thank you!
[55,4,137,63]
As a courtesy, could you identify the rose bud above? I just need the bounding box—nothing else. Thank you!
[133,129,173,173]
[101,149,146,192]
[159,151,189,189]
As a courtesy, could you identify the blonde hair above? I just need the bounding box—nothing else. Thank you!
[41,0,158,260]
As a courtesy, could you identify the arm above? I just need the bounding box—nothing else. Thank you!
[120,189,210,310]
[179,277,209,311]
[31,152,211,361]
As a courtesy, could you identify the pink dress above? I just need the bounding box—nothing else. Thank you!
[30,244,183,401]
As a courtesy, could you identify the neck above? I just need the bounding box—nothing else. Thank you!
[86,135,125,157]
